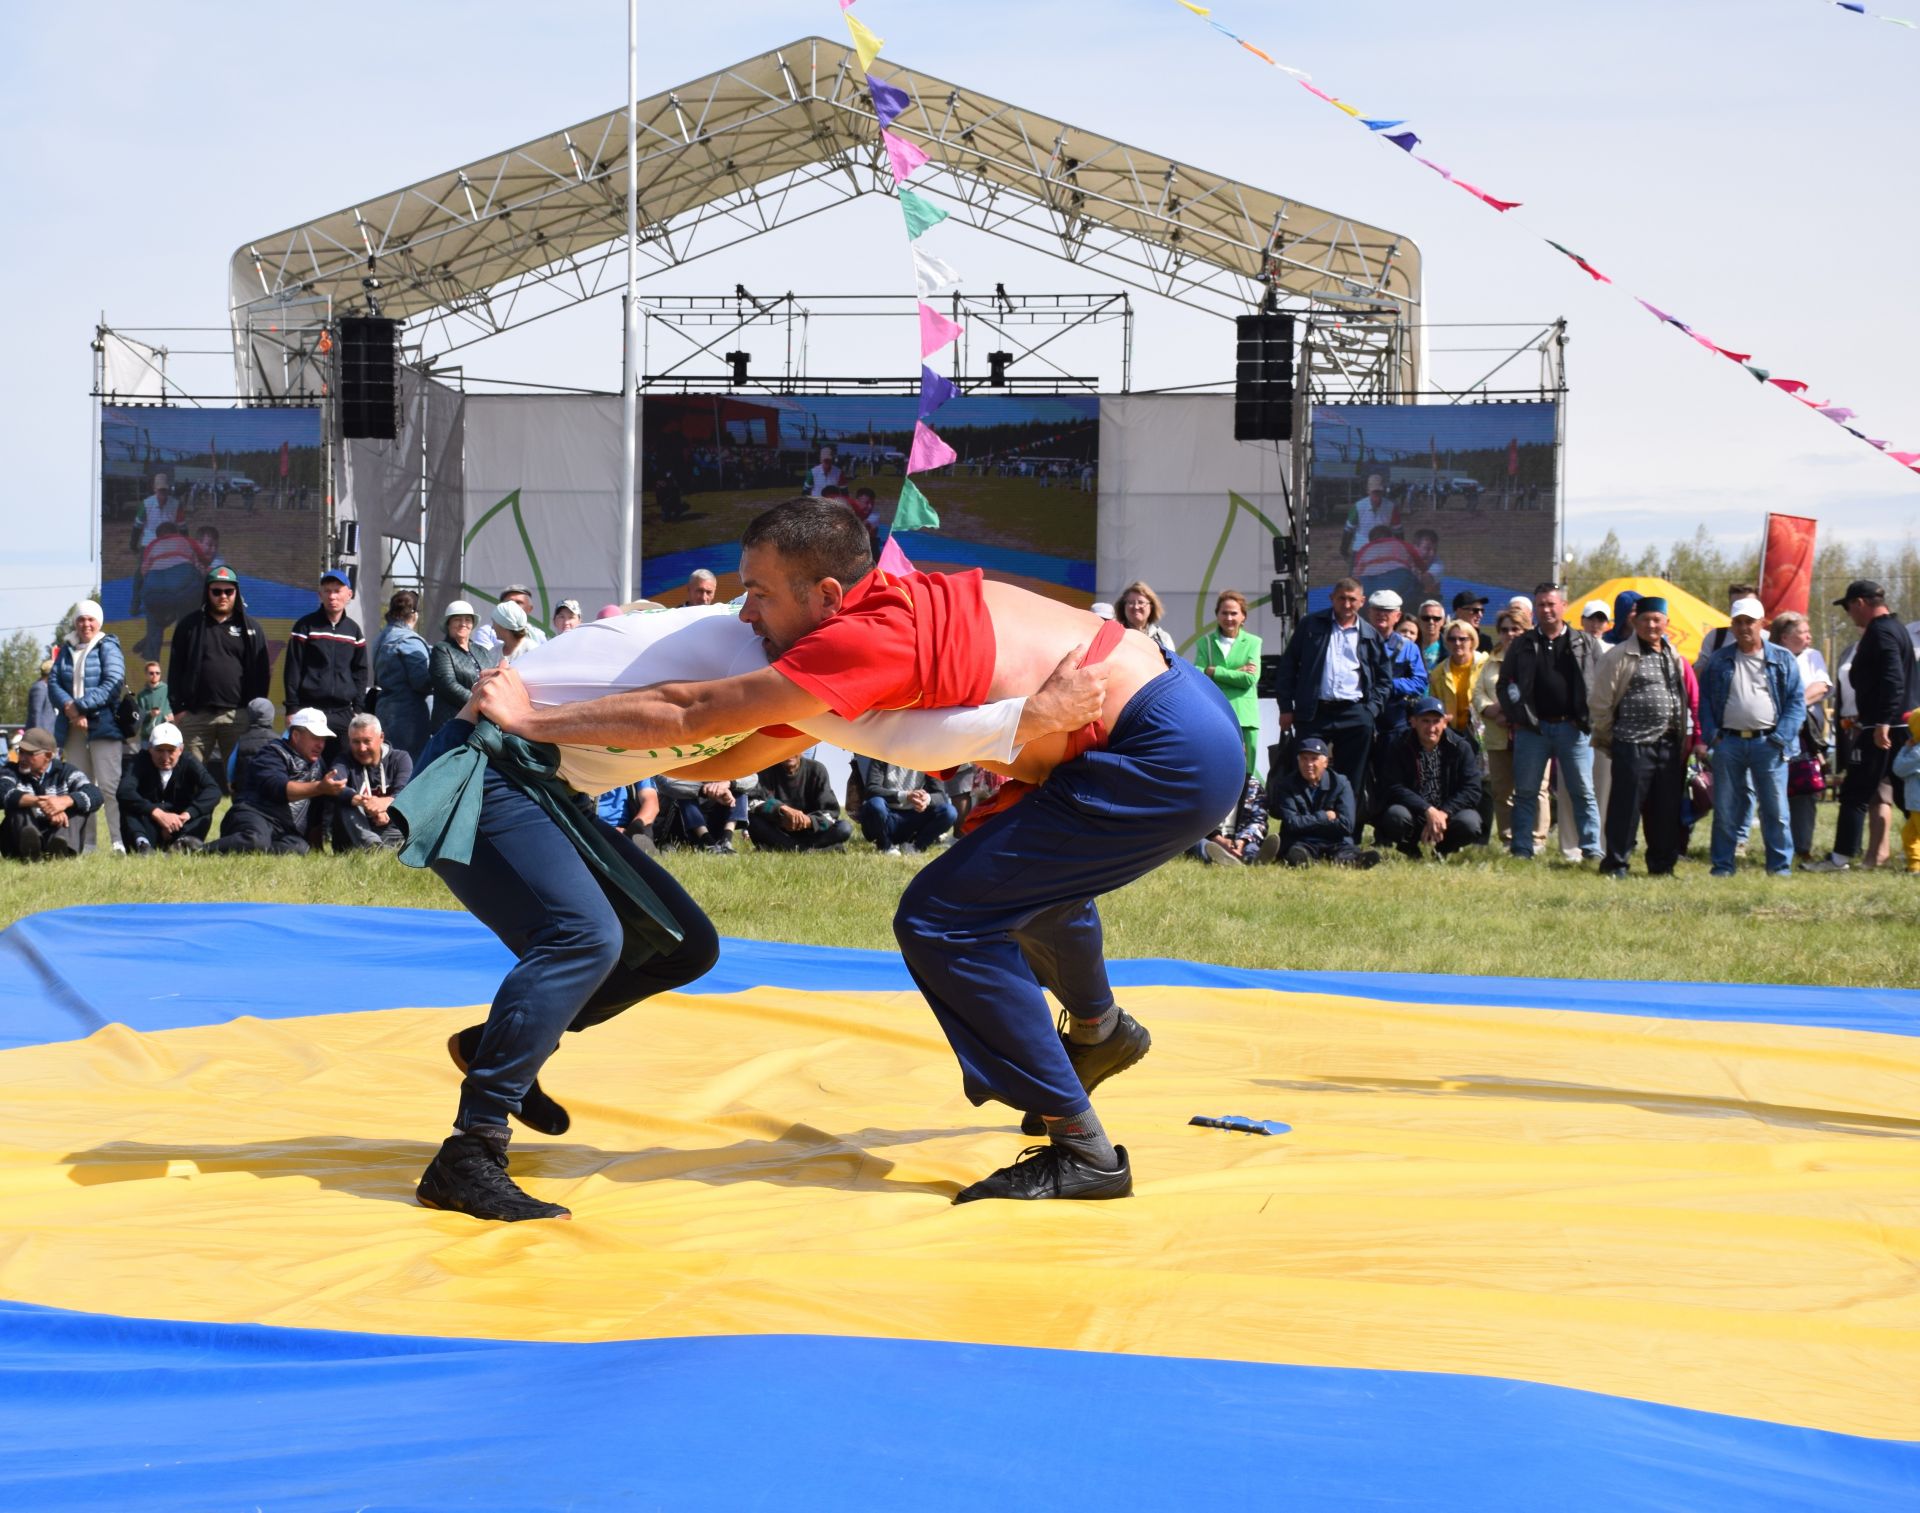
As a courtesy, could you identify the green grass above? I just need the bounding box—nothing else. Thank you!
[4,814,1915,990]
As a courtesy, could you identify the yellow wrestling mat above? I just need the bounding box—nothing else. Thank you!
[5,982,1918,1439]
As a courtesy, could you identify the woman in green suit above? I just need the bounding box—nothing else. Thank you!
[1193,588,1263,775]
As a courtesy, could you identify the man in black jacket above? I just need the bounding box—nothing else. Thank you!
[284,568,369,743]
[1497,583,1604,860]
[168,564,271,793]
[1270,736,1376,867]
[117,722,220,853]
[1272,577,1390,830]
[204,707,346,855]
[1811,580,1916,871]
[1374,697,1486,857]
[748,752,853,852]
[0,728,102,860]
[328,712,414,852]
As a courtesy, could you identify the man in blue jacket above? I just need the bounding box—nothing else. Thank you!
[1273,577,1390,831]
[1699,595,1805,877]
[1270,736,1378,867]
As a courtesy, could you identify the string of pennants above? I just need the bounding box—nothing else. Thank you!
[1820,0,1917,26]
[840,0,955,532]
[1168,0,1920,475]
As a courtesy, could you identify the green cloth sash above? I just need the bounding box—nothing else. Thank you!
[392,720,684,967]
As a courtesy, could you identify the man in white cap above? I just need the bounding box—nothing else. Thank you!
[1699,595,1805,877]
[203,708,346,854]
[1581,600,1612,639]
[117,722,221,854]
[1342,474,1399,566]
[1365,589,1431,778]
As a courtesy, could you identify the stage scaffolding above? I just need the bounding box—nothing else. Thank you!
[226,35,1421,403]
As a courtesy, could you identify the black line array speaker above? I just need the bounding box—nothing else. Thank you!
[1233,311,1295,442]
[338,317,398,440]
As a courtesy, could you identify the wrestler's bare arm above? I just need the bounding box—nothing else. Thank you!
[475,663,826,748]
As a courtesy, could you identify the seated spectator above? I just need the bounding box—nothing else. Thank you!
[596,778,659,852]
[1893,710,1920,874]
[854,758,958,854]
[0,728,101,861]
[654,774,753,854]
[204,708,345,856]
[228,697,279,795]
[750,752,853,852]
[1271,737,1377,867]
[329,712,413,852]
[118,722,218,854]
[1196,773,1269,865]
[1374,697,1487,857]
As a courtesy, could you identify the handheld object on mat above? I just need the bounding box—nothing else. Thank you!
[1189,1115,1291,1136]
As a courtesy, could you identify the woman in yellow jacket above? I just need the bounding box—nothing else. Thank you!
[1429,617,1488,737]
[1193,588,1263,775]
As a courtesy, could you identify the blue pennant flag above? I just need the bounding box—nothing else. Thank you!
[1384,131,1420,152]
[868,74,910,129]
[1361,118,1406,132]
[918,364,960,421]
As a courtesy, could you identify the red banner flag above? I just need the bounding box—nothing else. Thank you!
[1758,512,1818,618]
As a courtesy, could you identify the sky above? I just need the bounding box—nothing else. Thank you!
[3,0,1917,642]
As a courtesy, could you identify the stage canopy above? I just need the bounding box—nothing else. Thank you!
[228,36,1422,397]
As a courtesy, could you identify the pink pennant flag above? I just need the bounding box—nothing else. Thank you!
[907,422,958,474]
[1889,451,1920,465]
[1300,82,1335,102]
[882,129,929,182]
[877,534,916,575]
[918,301,963,357]
[1711,343,1752,363]
[840,0,855,7]
[1817,406,1857,422]
[1453,178,1521,211]
[1414,155,1454,181]
[1768,378,1809,394]
[1635,298,1681,326]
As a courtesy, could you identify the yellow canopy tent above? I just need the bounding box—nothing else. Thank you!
[1570,577,1729,663]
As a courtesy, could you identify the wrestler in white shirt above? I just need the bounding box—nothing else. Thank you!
[513,604,1032,795]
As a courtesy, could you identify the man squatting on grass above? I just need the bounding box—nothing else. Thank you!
[397,570,1112,1221]
[472,497,1246,1210]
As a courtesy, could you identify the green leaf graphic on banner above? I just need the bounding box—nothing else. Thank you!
[1182,490,1283,652]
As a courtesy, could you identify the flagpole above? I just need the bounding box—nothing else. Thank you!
[617,0,639,604]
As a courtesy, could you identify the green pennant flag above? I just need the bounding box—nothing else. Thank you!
[899,189,949,241]
[1744,364,1772,384]
[893,475,940,531]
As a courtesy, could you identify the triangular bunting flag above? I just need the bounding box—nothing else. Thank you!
[899,189,949,239]
[1768,378,1809,394]
[868,75,910,129]
[1332,99,1362,117]
[918,364,960,420]
[892,476,940,532]
[882,129,929,182]
[1414,156,1454,180]
[1889,451,1920,465]
[1176,0,1210,13]
[845,12,884,72]
[1546,240,1611,283]
[1361,118,1406,131]
[1454,178,1520,211]
[907,422,958,474]
[1384,131,1420,152]
[1744,365,1772,382]
[1239,39,1277,64]
[1710,343,1752,363]
[918,301,963,357]
[877,534,916,574]
[912,244,962,300]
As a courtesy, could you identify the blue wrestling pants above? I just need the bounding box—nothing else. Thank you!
[893,654,1246,1117]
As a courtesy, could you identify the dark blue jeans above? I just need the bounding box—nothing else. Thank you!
[858,796,958,849]
[428,765,719,1130]
[893,657,1244,1117]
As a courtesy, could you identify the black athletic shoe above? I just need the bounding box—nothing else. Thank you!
[1019,1009,1153,1136]
[953,1143,1133,1203]
[416,1128,571,1222]
[450,1026,571,1137]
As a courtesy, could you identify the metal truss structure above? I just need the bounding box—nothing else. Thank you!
[230,36,1421,400]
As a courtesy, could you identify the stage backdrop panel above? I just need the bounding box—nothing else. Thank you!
[460,395,636,632]
[338,369,465,627]
[1096,394,1292,652]
[642,393,1098,606]
[99,406,326,707]
[1308,402,1560,613]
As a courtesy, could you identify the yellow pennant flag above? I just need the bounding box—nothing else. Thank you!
[1177,0,1211,14]
[1333,99,1361,117]
[845,12,884,72]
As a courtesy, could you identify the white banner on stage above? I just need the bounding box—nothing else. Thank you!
[1096,395,1293,651]
[461,395,637,630]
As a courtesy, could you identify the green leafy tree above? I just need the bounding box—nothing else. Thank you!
[0,630,46,728]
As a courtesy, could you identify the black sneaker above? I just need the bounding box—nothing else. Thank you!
[416,1128,571,1222]
[953,1143,1133,1203]
[1020,1010,1152,1136]
[450,1026,571,1137]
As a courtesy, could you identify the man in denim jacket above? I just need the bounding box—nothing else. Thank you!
[1699,596,1805,877]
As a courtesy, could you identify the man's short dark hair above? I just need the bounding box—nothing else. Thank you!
[1728,583,1757,600]
[1533,581,1563,597]
[742,496,875,590]
[1331,577,1363,596]
[854,487,876,502]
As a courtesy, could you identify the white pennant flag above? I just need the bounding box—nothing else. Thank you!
[911,244,962,299]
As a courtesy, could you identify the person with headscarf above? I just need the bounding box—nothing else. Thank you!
[490,600,533,665]
[48,599,127,852]
[1604,589,1641,646]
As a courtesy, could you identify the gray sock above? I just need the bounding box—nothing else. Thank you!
[1043,1106,1117,1169]
[1067,1004,1119,1045]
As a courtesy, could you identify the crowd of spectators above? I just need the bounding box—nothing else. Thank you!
[6,567,1917,878]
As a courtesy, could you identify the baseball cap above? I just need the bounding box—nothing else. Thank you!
[491,600,530,634]
[443,599,477,622]
[1452,590,1489,610]
[1582,599,1610,619]
[287,708,332,737]
[1367,589,1403,610]
[1091,602,1116,620]
[1728,596,1765,621]
[319,566,351,587]
[1410,696,1446,717]
[500,583,533,598]
[1834,579,1884,605]
[1296,736,1330,756]
[149,722,183,748]
[19,727,56,754]
[557,598,583,616]
[207,565,240,588]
